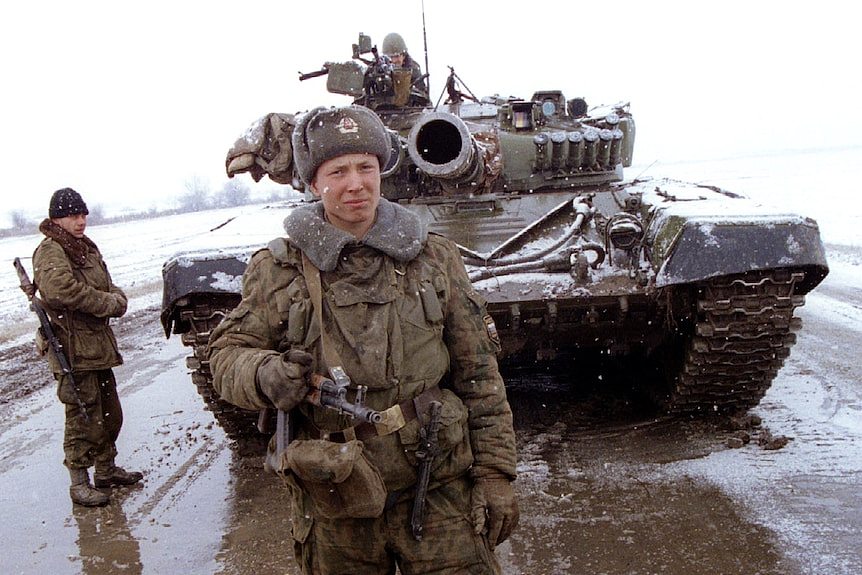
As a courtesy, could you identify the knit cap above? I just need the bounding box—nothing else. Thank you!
[49,188,89,219]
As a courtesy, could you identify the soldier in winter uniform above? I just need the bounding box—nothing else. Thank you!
[381,32,429,103]
[208,105,518,574]
[33,188,143,507]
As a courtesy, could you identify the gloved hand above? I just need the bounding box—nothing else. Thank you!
[472,477,520,547]
[102,292,127,318]
[110,292,128,317]
[256,350,313,411]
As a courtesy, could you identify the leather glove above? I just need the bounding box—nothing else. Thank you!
[256,350,313,411]
[473,477,519,547]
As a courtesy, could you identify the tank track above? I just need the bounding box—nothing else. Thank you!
[666,269,806,414]
[180,302,269,456]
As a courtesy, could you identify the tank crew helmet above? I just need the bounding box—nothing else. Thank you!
[292,105,391,186]
[381,32,408,56]
[49,187,89,219]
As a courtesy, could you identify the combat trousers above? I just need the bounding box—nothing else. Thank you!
[57,369,122,470]
[294,475,501,575]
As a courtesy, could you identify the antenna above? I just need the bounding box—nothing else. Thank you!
[422,0,430,95]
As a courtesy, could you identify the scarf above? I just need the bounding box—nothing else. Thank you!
[39,218,98,267]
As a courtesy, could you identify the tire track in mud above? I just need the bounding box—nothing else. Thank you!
[0,431,54,470]
[112,309,234,534]
[128,437,226,523]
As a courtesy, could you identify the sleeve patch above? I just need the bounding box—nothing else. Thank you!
[483,314,501,347]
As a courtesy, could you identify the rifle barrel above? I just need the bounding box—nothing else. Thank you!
[320,393,383,423]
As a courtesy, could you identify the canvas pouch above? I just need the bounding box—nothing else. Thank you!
[285,438,387,519]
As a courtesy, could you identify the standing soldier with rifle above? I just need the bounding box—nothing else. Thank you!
[208,105,518,574]
[26,188,143,507]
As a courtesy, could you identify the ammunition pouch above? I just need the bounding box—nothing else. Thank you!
[285,438,387,519]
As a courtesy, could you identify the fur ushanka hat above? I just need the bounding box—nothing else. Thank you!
[291,105,391,185]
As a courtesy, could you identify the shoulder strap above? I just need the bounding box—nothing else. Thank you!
[301,252,342,369]
[267,237,291,264]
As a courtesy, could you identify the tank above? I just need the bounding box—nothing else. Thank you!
[160,34,829,454]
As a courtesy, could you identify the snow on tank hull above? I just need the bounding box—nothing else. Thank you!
[455,179,828,414]
[160,36,828,452]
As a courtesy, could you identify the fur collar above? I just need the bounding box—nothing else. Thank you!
[282,198,426,271]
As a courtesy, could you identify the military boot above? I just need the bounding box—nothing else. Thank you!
[94,463,144,488]
[69,468,109,507]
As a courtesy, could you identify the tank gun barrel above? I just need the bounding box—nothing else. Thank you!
[407,112,485,189]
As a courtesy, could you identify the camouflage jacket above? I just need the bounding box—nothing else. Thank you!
[208,199,517,490]
[33,233,126,373]
[403,54,428,98]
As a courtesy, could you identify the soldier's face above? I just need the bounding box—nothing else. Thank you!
[52,213,87,238]
[390,53,405,67]
[311,153,381,239]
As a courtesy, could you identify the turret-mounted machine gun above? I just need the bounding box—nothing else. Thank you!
[299,33,430,111]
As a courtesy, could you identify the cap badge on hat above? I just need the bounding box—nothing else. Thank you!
[336,116,359,134]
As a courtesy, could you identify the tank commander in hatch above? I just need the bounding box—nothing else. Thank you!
[381,31,429,101]
[207,105,518,574]
[32,188,143,507]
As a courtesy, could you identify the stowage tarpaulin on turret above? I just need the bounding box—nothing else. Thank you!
[225,112,296,184]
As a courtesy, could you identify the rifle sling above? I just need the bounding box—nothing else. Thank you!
[301,252,341,369]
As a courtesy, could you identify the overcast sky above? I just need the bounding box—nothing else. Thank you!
[2,0,859,222]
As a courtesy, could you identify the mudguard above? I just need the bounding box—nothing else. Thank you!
[160,252,247,337]
[650,213,829,293]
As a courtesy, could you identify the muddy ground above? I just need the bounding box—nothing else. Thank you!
[1,258,860,574]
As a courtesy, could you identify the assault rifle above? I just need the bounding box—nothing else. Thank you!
[307,366,383,424]
[411,399,443,540]
[266,366,383,466]
[13,257,89,421]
